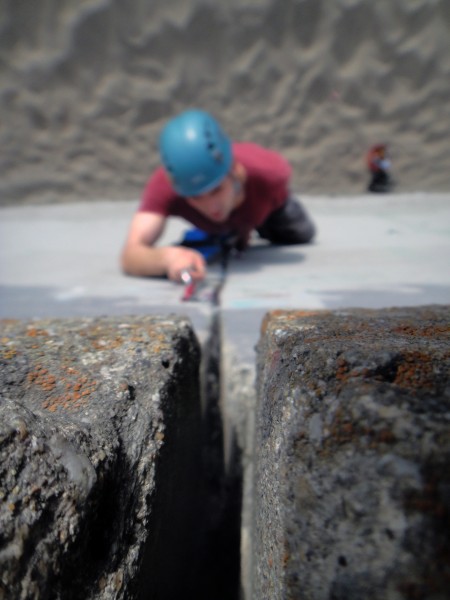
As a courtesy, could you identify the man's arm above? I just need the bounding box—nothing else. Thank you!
[120,211,206,281]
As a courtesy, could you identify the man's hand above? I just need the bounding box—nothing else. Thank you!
[121,212,207,280]
[163,246,206,282]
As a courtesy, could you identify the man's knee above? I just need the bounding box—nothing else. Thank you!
[257,197,316,245]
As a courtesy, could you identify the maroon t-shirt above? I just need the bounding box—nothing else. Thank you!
[138,142,291,244]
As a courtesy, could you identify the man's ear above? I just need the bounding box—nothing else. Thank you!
[232,161,247,185]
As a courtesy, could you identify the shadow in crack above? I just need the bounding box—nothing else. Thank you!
[199,310,243,600]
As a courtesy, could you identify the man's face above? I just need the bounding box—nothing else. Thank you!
[186,175,237,223]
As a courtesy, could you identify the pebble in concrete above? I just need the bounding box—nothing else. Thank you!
[0,316,203,600]
[253,305,450,600]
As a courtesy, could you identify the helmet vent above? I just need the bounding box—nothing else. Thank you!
[206,141,223,163]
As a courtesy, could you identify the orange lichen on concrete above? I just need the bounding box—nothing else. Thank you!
[42,393,89,412]
[325,408,397,449]
[334,359,372,386]
[394,351,447,390]
[24,360,99,413]
[145,327,171,354]
[335,358,350,382]
[392,324,450,338]
[25,328,49,338]
[90,337,124,351]
[65,367,80,376]
[1,347,17,360]
[1,334,17,359]
[41,380,95,412]
[328,416,358,446]
[27,369,57,393]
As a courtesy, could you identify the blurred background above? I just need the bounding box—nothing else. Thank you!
[1,0,449,205]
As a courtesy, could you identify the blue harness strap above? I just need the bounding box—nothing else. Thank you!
[179,228,234,263]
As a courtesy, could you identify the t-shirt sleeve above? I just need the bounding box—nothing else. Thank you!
[138,167,176,216]
[257,146,292,188]
[235,143,292,205]
[261,148,291,207]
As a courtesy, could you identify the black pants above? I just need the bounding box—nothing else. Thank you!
[257,195,316,245]
[368,170,392,193]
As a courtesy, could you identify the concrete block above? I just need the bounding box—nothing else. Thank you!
[0,315,203,600]
[253,306,450,600]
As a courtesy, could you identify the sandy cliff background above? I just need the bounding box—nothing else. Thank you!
[0,0,449,205]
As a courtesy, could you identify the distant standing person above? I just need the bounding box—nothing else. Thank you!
[121,109,316,282]
[367,143,393,193]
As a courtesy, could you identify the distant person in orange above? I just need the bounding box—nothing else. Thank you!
[121,109,316,282]
[367,144,393,193]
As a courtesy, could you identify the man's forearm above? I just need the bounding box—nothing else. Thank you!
[121,244,206,281]
[120,244,170,278]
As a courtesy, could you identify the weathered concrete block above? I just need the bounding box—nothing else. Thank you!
[0,316,203,600]
[254,306,450,600]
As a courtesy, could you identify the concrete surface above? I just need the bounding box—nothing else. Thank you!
[221,192,450,361]
[2,191,448,445]
[1,192,449,598]
[0,315,204,600]
[1,192,449,321]
[1,192,449,455]
[219,190,450,435]
[254,306,450,600]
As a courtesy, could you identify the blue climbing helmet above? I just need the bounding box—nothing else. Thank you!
[159,109,233,197]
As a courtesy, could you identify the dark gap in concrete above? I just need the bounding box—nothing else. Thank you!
[198,310,243,600]
[136,333,205,600]
[133,308,244,600]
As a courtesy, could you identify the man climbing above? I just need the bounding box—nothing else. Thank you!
[367,143,393,193]
[121,109,316,282]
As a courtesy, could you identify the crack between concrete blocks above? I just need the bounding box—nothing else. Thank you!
[196,249,243,600]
